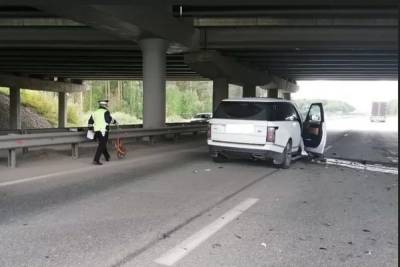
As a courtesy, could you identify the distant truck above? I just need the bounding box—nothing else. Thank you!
[370,101,387,122]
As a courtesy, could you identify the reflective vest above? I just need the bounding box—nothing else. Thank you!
[92,108,108,132]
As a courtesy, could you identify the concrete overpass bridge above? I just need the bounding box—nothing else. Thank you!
[0,0,398,129]
[0,2,398,266]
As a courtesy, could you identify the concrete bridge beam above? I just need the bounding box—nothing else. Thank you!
[0,74,86,93]
[184,51,298,101]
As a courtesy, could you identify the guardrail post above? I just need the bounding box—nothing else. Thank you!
[148,136,154,145]
[71,143,79,159]
[21,130,29,154]
[173,133,179,142]
[8,149,16,168]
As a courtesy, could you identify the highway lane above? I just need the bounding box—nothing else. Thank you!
[0,128,397,267]
[324,116,398,165]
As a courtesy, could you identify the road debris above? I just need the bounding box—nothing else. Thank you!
[234,234,242,239]
[212,243,222,248]
[319,158,398,175]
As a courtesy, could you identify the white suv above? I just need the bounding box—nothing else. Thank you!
[207,98,327,168]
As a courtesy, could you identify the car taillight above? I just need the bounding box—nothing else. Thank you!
[207,124,211,139]
[266,127,276,143]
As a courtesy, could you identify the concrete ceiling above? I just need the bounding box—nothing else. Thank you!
[0,1,397,81]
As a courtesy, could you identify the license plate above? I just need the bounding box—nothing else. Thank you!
[225,124,254,134]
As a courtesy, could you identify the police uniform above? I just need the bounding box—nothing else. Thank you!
[88,101,117,165]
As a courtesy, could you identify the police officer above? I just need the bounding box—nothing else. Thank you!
[88,100,117,165]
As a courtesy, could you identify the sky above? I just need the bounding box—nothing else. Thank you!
[292,81,398,113]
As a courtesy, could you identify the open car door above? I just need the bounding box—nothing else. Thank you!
[302,103,327,156]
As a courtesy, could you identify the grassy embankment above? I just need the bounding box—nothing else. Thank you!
[0,87,80,127]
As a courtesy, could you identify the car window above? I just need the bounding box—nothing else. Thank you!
[274,103,298,121]
[307,105,322,122]
[214,102,276,121]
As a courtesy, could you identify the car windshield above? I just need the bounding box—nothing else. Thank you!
[213,101,297,121]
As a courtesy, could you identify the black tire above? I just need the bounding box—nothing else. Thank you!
[273,141,292,169]
[212,154,228,163]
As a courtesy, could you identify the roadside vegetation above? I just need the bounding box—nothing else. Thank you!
[2,84,396,128]
[81,81,212,125]
[1,81,214,127]
[294,99,356,117]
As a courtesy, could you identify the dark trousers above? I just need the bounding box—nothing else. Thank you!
[94,131,110,162]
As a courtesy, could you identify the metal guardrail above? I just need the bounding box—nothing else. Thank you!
[0,124,207,168]
[0,122,203,135]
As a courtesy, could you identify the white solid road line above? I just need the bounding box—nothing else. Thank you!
[154,198,259,266]
[324,158,398,175]
[325,145,333,152]
[0,147,200,188]
[0,165,101,187]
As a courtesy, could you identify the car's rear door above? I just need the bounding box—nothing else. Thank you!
[210,101,269,145]
[211,119,267,145]
[302,103,327,156]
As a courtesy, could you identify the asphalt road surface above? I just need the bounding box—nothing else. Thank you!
[0,118,397,267]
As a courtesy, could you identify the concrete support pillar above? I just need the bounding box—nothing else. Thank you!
[139,38,167,129]
[243,84,256,97]
[213,78,229,112]
[9,87,21,130]
[267,89,279,98]
[58,92,67,128]
[283,93,291,100]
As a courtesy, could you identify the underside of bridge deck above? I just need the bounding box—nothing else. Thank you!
[0,1,397,82]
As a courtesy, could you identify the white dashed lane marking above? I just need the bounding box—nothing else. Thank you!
[154,198,259,266]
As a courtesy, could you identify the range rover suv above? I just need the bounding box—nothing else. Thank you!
[207,98,327,168]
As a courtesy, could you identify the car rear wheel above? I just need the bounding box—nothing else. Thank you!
[212,153,228,163]
[273,141,292,169]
